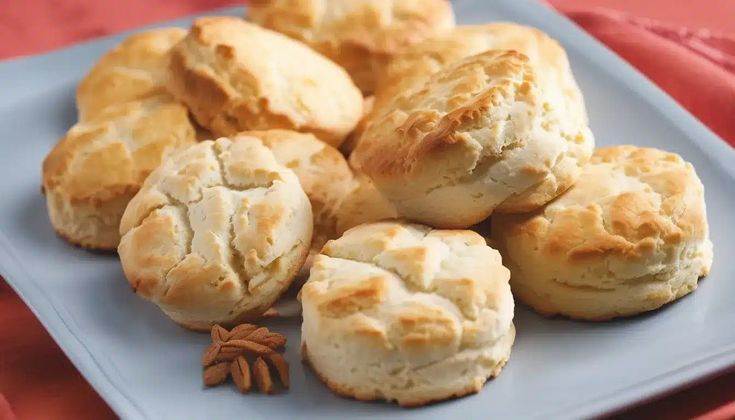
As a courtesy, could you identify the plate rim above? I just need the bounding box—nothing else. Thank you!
[0,230,146,419]
[1,1,734,419]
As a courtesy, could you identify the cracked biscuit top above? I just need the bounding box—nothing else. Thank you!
[301,221,514,359]
[494,145,711,276]
[375,23,589,136]
[166,17,363,148]
[351,50,594,228]
[118,136,313,329]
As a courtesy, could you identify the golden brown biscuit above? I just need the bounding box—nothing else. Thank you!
[492,146,713,320]
[301,221,515,406]
[351,50,594,228]
[166,17,363,147]
[118,137,313,330]
[76,28,186,121]
[248,0,455,94]
[42,95,196,250]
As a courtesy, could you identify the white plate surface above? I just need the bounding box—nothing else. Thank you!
[1,1,734,419]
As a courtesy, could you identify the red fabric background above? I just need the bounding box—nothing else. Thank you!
[0,1,734,419]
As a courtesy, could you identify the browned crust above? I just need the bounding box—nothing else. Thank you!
[315,276,386,318]
[355,50,532,179]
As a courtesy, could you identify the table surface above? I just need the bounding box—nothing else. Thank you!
[0,0,734,419]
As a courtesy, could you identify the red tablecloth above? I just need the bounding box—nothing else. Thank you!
[1,1,734,419]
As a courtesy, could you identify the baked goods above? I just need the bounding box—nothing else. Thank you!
[301,221,515,406]
[492,146,713,320]
[248,0,455,94]
[118,137,313,330]
[237,129,354,250]
[358,23,590,161]
[334,173,397,235]
[38,5,719,407]
[351,50,594,228]
[166,17,363,147]
[42,95,196,250]
[357,23,590,159]
[76,28,186,121]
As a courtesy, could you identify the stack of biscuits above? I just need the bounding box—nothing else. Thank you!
[40,0,712,407]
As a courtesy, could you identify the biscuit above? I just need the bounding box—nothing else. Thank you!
[350,50,594,228]
[118,137,313,330]
[76,28,186,121]
[492,146,713,320]
[118,137,312,330]
[237,129,354,250]
[42,95,196,250]
[247,0,455,94]
[300,221,515,406]
[167,17,363,147]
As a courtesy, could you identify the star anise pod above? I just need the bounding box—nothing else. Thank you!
[201,323,290,394]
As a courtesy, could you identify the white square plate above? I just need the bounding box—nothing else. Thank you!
[1,1,734,419]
